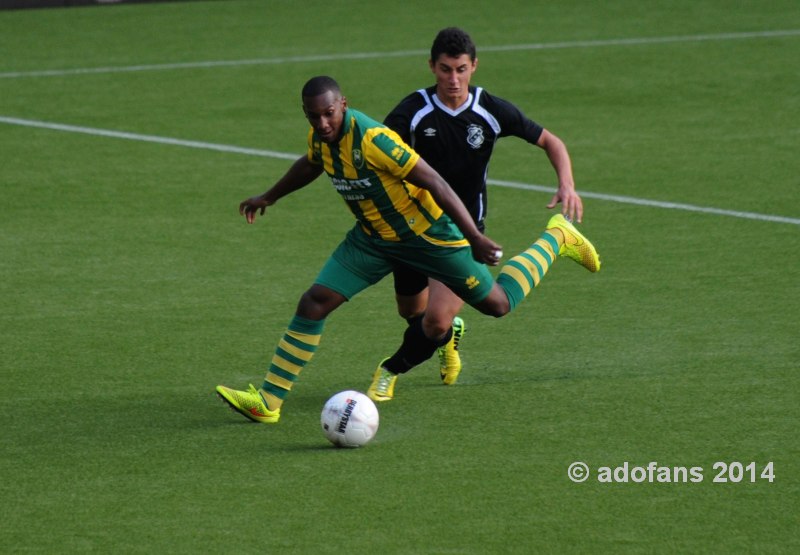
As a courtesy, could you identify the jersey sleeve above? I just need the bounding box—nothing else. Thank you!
[482,90,544,144]
[363,127,420,179]
[383,92,425,143]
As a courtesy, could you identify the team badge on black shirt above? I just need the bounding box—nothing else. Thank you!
[466,124,485,149]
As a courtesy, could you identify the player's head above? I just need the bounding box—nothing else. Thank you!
[429,28,478,106]
[302,76,347,144]
[430,27,477,63]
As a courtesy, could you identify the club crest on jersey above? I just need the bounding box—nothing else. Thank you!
[352,148,364,169]
[466,124,484,149]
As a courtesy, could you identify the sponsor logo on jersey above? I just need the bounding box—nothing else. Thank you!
[331,175,371,201]
[466,124,485,149]
[424,127,437,137]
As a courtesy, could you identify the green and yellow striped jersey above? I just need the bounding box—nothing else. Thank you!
[307,108,444,242]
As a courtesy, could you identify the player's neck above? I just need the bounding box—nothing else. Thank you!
[434,88,470,111]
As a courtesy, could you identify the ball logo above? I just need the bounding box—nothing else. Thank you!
[466,124,484,149]
[337,397,358,433]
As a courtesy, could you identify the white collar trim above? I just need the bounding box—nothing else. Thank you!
[431,92,473,116]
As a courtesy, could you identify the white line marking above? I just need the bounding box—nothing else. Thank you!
[487,179,800,226]
[0,50,426,79]
[478,29,800,52]
[0,116,299,160]
[1,115,798,226]
[1,29,798,79]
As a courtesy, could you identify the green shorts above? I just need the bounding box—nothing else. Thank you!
[314,219,495,305]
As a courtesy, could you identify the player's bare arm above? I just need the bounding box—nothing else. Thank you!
[240,156,324,224]
[539,129,584,223]
[405,158,503,266]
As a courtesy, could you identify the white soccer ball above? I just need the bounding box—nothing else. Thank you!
[320,390,379,448]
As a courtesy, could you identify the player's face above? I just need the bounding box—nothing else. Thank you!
[430,53,477,107]
[303,91,347,143]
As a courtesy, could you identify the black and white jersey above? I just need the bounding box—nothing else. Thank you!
[384,85,543,229]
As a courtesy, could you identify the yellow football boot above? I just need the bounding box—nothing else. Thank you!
[216,384,280,423]
[546,214,601,272]
[367,359,398,402]
[438,316,466,385]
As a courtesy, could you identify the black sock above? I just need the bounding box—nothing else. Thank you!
[383,316,452,374]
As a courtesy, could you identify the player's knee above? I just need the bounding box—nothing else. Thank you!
[297,285,344,320]
[421,314,451,339]
[482,304,508,318]
[398,305,423,320]
[474,291,511,318]
[395,293,427,320]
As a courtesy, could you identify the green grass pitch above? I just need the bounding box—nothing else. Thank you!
[1,1,798,552]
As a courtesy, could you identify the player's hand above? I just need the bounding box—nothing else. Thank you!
[470,234,504,266]
[547,186,584,223]
[239,194,271,224]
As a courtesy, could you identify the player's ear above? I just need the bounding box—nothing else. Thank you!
[340,96,347,110]
[428,58,435,73]
[472,57,479,72]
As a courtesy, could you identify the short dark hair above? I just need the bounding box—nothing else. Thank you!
[430,27,476,62]
[301,76,341,98]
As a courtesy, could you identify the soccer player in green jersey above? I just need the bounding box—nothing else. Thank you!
[216,76,600,423]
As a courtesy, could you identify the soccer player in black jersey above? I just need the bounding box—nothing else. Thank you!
[368,27,588,401]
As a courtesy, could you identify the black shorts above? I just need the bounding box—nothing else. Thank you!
[392,263,429,296]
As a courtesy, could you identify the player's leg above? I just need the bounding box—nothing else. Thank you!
[216,284,344,424]
[256,284,346,413]
[393,263,429,320]
[370,214,601,401]
[369,220,484,401]
[368,312,451,402]
[472,213,601,316]
[367,265,432,402]
[218,227,392,422]
[393,279,468,386]
[423,281,467,385]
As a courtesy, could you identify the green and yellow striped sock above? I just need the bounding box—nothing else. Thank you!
[260,315,324,411]
[496,230,560,311]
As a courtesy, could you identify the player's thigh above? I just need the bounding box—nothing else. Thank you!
[471,284,511,317]
[314,229,393,300]
[392,263,428,296]
[392,263,429,319]
[425,280,464,325]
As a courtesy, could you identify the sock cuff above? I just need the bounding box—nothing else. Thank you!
[405,314,424,326]
[496,273,521,313]
[434,326,453,347]
[289,315,325,335]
